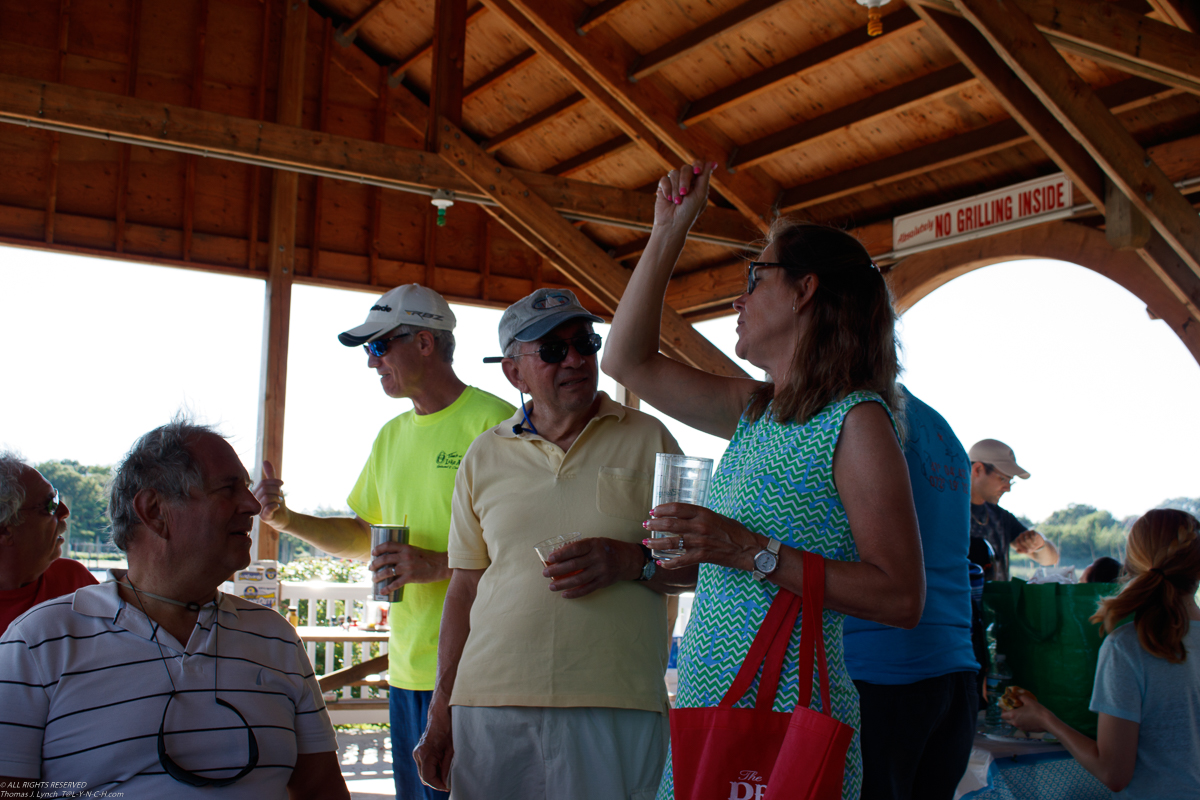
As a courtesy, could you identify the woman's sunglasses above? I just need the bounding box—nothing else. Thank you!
[363,331,412,357]
[746,261,785,295]
[507,333,603,364]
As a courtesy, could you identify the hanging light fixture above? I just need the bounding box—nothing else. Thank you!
[856,0,891,36]
[431,189,455,227]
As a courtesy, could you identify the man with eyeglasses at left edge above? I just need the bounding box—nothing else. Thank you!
[0,418,349,798]
[0,452,97,637]
[252,283,513,800]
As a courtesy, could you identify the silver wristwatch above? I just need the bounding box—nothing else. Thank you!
[752,538,782,581]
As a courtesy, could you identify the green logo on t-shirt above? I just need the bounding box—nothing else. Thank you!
[435,451,463,469]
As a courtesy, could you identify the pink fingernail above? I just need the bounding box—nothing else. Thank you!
[656,560,665,566]
[649,509,657,517]
[642,521,649,529]
[642,538,652,546]
[680,187,687,196]
[674,197,681,205]
[693,166,701,175]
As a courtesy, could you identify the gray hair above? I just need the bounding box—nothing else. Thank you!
[405,324,455,364]
[0,450,29,528]
[107,417,222,551]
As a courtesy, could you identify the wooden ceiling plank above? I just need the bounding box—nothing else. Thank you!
[627,0,791,83]
[256,0,309,560]
[463,48,536,102]
[486,0,779,231]
[183,0,210,263]
[44,0,70,246]
[0,74,755,247]
[609,233,650,261]
[437,113,748,376]
[728,63,975,171]
[335,0,396,46]
[665,257,745,314]
[679,7,921,128]
[481,92,586,152]
[576,0,637,34]
[949,0,1200,276]
[545,134,634,176]
[388,4,488,85]
[115,0,143,255]
[777,76,1175,212]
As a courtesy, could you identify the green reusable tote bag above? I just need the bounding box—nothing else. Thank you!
[982,579,1118,738]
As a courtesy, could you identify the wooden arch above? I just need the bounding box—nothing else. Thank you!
[886,220,1200,367]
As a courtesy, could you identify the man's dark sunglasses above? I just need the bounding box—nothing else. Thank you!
[485,333,602,364]
[363,331,411,357]
[22,487,60,516]
[746,261,785,295]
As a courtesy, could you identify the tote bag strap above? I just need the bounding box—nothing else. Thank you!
[755,590,802,710]
[719,588,800,709]
[795,551,833,716]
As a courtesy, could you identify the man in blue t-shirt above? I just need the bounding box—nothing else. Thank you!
[844,387,980,800]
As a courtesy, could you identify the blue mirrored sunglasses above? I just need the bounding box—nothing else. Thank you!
[363,331,412,357]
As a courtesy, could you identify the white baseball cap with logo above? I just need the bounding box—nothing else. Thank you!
[338,283,456,347]
[968,439,1031,479]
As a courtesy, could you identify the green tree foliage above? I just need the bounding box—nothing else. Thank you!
[34,460,111,548]
[1158,497,1200,517]
[1036,503,1129,568]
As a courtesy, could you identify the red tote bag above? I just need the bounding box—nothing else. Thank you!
[671,552,854,800]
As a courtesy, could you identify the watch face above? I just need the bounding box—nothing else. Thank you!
[755,551,778,574]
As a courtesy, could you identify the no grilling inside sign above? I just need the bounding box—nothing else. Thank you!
[892,172,1073,252]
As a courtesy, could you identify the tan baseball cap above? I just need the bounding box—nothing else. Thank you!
[968,439,1030,479]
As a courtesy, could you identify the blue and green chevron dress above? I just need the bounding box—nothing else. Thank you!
[658,390,894,800]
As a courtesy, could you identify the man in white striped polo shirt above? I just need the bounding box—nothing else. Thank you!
[0,419,349,799]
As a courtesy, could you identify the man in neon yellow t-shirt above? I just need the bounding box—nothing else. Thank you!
[253,284,513,800]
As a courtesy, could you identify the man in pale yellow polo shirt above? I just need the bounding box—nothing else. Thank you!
[415,288,698,800]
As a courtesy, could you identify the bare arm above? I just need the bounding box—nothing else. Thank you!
[601,161,759,439]
[414,568,484,792]
[1004,700,1138,792]
[253,460,372,560]
[645,402,924,628]
[1013,529,1060,566]
[288,751,350,800]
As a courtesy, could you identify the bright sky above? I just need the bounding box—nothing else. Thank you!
[2,245,1197,523]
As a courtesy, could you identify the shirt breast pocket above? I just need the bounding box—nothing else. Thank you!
[596,467,652,522]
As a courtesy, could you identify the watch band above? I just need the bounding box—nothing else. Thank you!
[636,543,656,582]
[752,538,782,581]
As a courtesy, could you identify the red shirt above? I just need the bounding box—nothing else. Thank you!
[0,558,99,635]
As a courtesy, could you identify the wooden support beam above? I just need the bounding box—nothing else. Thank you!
[248,0,272,270]
[387,5,488,85]
[479,212,492,301]
[0,74,756,248]
[678,7,921,128]
[666,258,746,314]
[628,0,790,82]
[950,0,1200,276]
[1011,0,1200,97]
[481,92,586,152]
[613,384,640,408]
[485,0,779,230]
[437,114,747,377]
[728,64,975,171]
[183,0,210,263]
[1107,177,1152,251]
[1146,0,1197,31]
[369,62,388,286]
[427,0,467,152]
[776,77,1173,212]
[464,49,536,102]
[255,0,308,561]
[545,135,634,177]
[311,17,333,278]
[45,0,70,245]
[576,0,636,34]
[335,0,395,46]
[116,0,142,254]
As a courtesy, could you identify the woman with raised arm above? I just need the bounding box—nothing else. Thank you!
[602,160,925,800]
[1003,509,1200,798]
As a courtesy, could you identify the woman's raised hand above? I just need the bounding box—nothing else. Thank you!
[655,159,718,234]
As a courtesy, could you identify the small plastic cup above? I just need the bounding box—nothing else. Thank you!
[535,532,583,578]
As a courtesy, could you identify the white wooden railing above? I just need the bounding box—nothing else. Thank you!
[280,581,389,724]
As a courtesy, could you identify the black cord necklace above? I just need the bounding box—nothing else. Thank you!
[123,577,259,787]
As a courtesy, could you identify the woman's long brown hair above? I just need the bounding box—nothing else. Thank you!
[1090,509,1200,663]
[745,219,903,428]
